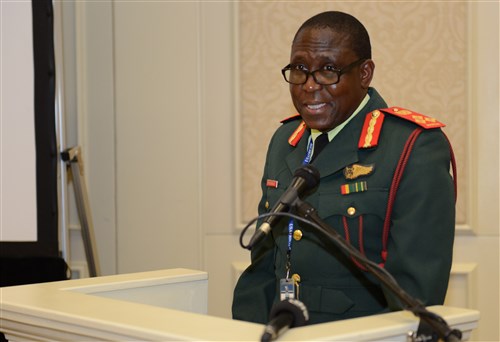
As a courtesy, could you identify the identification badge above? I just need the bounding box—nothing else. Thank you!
[280,278,296,300]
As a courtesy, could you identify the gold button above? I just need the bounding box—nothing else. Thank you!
[265,201,269,209]
[293,229,303,241]
[372,110,380,118]
[347,207,356,216]
[291,273,301,283]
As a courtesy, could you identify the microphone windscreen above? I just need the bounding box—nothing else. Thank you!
[294,164,320,189]
[269,299,309,328]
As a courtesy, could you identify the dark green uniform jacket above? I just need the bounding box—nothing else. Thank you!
[232,88,455,325]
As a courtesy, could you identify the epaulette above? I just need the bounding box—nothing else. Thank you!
[280,114,302,124]
[381,107,446,129]
[280,114,306,146]
[287,120,307,146]
[358,107,445,149]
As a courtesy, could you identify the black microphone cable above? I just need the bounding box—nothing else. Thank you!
[239,211,399,286]
[239,210,462,342]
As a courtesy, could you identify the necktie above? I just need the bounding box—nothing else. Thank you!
[311,133,329,162]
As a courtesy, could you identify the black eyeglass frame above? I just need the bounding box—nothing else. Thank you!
[281,58,367,86]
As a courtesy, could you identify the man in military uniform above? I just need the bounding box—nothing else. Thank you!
[232,11,456,325]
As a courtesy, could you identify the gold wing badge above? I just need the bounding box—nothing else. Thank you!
[343,164,375,180]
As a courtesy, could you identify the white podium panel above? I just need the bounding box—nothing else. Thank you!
[0,268,479,341]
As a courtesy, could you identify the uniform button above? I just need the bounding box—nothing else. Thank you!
[293,229,303,241]
[291,273,301,283]
[265,201,269,209]
[347,206,356,216]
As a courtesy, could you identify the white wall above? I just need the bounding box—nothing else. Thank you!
[59,0,247,316]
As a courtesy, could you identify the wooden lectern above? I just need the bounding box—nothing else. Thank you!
[0,268,479,341]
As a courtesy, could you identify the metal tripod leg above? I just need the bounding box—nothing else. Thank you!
[62,147,100,277]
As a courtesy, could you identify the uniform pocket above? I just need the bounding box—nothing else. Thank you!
[318,188,389,221]
[301,284,354,314]
[300,284,386,315]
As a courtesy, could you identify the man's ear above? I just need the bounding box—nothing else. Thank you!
[360,59,375,89]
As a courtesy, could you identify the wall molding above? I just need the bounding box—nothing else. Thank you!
[447,263,478,310]
[232,1,243,232]
[455,224,475,236]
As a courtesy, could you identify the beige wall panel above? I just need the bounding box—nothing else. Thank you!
[205,236,249,318]
[446,263,478,340]
[446,264,478,309]
[199,2,238,236]
[452,237,499,341]
[74,1,117,275]
[239,2,468,227]
[113,2,202,273]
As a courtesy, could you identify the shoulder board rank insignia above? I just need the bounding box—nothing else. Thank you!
[381,107,445,129]
[358,109,385,149]
[280,114,301,124]
[287,120,307,146]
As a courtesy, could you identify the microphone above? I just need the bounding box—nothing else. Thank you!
[247,164,320,250]
[261,299,309,342]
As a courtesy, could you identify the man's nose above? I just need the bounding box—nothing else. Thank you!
[302,73,322,91]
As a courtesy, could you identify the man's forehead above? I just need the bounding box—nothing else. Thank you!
[293,27,349,46]
[291,27,350,54]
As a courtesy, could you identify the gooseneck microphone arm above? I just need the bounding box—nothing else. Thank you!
[245,164,320,250]
[238,164,460,341]
[293,199,463,342]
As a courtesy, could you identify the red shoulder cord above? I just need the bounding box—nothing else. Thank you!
[380,129,458,267]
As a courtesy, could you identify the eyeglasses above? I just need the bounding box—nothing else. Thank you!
[281,58,366,85]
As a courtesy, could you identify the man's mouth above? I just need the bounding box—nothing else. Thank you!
[306,103,327,110]
[305,103,329,116]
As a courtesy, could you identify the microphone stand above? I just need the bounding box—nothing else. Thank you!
[293,199,462,342]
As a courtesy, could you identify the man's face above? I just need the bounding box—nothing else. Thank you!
[289,27,371,132]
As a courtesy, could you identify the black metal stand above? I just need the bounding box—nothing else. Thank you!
[294,199,462,342]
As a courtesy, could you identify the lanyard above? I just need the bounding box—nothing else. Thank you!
[285,138,314,279]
